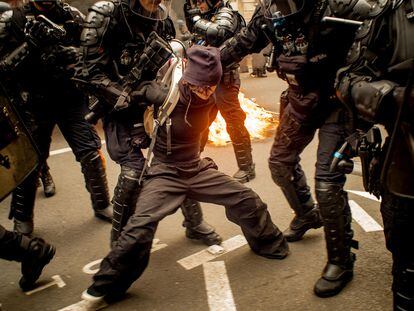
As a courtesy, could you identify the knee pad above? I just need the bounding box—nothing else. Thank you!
[268,161,294,187]
[315,181,351,224]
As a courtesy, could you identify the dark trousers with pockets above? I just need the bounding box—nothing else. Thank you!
[91,158,288,296]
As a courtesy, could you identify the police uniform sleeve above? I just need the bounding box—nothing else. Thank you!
[76,1,124,107]
[0,10,13,57]
[219,3,270,68]
[191,6,240,47]
[334,0,405,123]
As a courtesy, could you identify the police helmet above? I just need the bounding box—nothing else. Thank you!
[196,0,221,14]
[0,2,11,13]
[261,0,305,21]
[129,0,172,21]
[29,0,59,12]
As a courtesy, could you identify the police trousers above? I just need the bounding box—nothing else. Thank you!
[380,192,414,309]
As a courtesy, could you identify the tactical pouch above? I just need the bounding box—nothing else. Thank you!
[222,69,239,87]
[277,54,308,91]
[287,89,320,118]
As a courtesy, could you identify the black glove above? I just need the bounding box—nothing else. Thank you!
[130,81,169,108]
[183,3,201,32]
[25,20,54,46]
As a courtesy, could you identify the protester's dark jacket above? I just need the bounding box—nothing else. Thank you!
[153,81,214,164]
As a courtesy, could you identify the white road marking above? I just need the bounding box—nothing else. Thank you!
[203,261,237,311]
[151,238,168,252]
[25,275,66,295]
[347,190,381,202]
[82,239,167,275]
[178,235,248,270]
[349,200,383,232]
[50,141,106,156]
[82,259,103,275]
[57,299,108,311]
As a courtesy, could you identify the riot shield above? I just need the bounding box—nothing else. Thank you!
[0,85,38,202]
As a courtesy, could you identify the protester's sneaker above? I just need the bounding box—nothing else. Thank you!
[71,289,109,311]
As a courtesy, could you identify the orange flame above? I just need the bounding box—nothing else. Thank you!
[208,92,278,146]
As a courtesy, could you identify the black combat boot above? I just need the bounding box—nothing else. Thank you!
[11,170,38,235]
[40,163,56,198]
[283,201,322,242]
[229,124,255,183]
[314,181,357,298]
[257,68,267,77]
[181,199,222,246]
[19,236,56,291]
[110,166,141,247]
[80,151,113,222]
[269,163,322,242]
[0,226,55,291]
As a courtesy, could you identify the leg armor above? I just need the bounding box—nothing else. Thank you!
[181,198,222,246]
[269,162,322,242]
[314,181,357,298]
[10,169,39,235]
[80,150,112,222]
[393,263,414,311]
[227,123,255,183]
[39,162,56,198]
[111,166,141,246]
[0,225,55,291]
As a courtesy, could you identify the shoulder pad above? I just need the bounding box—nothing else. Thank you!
[214,7,239,32]
[81,2,115,46]
[0,9,12,23]
[0,10,12,39]
[329,0,389,19]
[89,1,115,17]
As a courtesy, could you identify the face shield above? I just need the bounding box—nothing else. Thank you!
[29,0,58,12]
[129,0,172,21]
[261,0,305,23]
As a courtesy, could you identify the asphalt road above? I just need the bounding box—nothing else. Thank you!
[0,73,392,311]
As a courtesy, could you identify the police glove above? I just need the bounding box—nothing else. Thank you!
[25,20,54,46]
[130,81,169,108]
[183,3,201,30]
[351,80,397,123]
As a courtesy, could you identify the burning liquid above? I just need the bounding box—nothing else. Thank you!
[208,92,278,146]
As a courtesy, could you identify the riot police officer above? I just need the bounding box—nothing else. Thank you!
[77,0,221,246]
[219,0,365,297]
[184,0,256,183]
[336,0,414,308]
[0,0,113,235]
[0,82,55,292]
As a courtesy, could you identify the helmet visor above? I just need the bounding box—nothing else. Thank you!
[261,0,305,20]
[130,0,171,21]
[30,0,57,12]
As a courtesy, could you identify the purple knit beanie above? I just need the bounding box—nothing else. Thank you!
[182,45,222,86]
